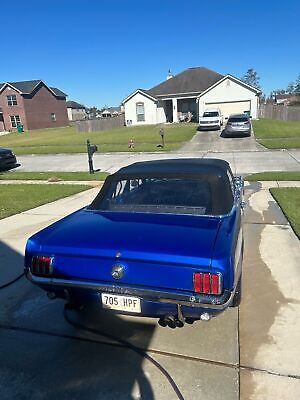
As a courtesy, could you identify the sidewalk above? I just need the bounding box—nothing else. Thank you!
[245,180,300,188]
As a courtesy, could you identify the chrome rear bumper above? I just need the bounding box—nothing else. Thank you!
[26,271,235,310]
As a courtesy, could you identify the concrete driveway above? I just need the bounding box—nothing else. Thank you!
[0,183,300,399]
[180,128,264,152]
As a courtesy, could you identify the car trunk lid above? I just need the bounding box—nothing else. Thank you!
[30,210,222,292]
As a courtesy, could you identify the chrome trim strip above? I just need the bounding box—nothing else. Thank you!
[25,271,234,310]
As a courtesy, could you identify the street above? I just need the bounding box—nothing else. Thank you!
[16,148,300,176]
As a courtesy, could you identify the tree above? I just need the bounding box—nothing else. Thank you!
[294,75,300,95]
[241,68,261,90]
[286,82,295,94]
[87,106,99,114]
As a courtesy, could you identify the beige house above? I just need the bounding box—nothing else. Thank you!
[66,101,86,121]
[122,67,261,125]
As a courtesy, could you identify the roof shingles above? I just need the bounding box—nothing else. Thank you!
[148,67,224,97]
[0,80,67,97]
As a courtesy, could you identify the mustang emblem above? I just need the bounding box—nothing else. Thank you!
[111,264,125,280]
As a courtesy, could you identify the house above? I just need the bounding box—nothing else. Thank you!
[100,109,112,118]
[274,93,300,105]
[66,101,86,121]
[0,80,68,131]
[101,106,123,118]
[122,67,261,126]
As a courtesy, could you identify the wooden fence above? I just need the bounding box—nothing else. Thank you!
[75,115,125,132]
[259,104,300,121]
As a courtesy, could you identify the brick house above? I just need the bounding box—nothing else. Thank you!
[0,80,68,131]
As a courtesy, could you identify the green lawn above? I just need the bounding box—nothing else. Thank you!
[0,184,93,219]
[245,171,300,181]
[270,188,300,238]
[253,118,300,149]
[0,124,197,155]
[0,171,109,181]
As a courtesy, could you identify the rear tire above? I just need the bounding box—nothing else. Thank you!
[230,274,242,307]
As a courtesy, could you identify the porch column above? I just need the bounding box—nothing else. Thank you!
[172,98,178,123]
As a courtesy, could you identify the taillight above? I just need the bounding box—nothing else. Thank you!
[193,272,222,295]
[30,255,53,276]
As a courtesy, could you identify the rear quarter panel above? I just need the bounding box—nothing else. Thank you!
[211,206,242,290]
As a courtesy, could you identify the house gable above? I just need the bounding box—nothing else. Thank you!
[198,75,261,99]
[198,76,260,119]
[0,80,67,99]
[123,89,157,104]
[124,90,158,125]
[0,82,23,94]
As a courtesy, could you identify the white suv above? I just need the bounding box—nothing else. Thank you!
[199,109,223,130]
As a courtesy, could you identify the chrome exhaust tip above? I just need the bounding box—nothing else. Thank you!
[175,319,184,328]
[166,316,177,329]
[158,317,168,327]
[200,312,211,321]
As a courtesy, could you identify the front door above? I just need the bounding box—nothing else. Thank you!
[165,100,173,123]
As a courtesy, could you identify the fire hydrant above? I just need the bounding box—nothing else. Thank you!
[128,137,135,149]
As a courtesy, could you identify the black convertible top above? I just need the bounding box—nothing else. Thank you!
[115,158,232,177]
[89,158,234,215]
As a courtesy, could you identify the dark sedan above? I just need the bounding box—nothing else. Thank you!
[223,114,251,137]
[0,147,18,171]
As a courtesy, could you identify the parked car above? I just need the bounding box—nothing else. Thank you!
[223,114,251,137]
[25,159,244,329]
[0,147,18,171]
[198,109,223,130]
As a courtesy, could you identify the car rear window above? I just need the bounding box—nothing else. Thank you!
[228,116,249,122]
[203,112,219,117]
[90,175,234,215]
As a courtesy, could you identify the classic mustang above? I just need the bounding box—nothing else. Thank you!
[25,159,244,328]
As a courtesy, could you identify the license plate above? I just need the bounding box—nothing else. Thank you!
[101,293,141,313]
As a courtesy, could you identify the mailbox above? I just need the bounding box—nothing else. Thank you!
[87,140,99,174]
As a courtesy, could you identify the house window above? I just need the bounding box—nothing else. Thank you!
[50,113,56,121]
[136,102,145,122]
[7,95,17,106]
[10,115,21,128]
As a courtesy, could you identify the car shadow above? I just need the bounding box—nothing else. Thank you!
[0,240,157,400]
[220,129,226,138]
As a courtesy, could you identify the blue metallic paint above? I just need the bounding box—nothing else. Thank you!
[24,166,244,322]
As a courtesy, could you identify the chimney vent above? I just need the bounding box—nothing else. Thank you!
[167,69,174,80]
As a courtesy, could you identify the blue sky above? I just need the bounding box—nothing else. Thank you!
[1,0,299,107]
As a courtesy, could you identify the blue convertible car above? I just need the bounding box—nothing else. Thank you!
[25,159,244,328]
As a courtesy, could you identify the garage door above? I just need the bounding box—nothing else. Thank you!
[205,101,251,119]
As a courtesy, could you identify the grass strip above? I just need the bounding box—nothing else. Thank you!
[253,119,300,139]
[0,171,109,181]
[258,138,300,149]
[245,171,300,181]
[270,187,300,238]
[0,184,93,219]
[253,118,300,149]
